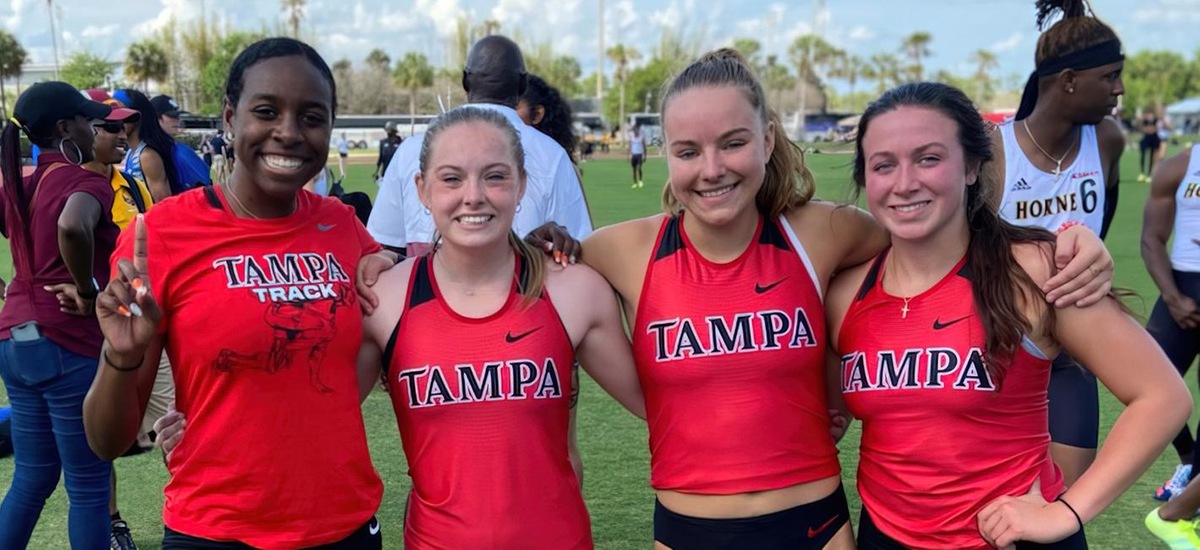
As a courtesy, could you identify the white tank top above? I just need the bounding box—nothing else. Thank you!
[1170,147,1200,272]
[997,121,1106,234]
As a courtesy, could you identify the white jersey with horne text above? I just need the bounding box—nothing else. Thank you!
[1171,147,1200,272]
[997,121,1105,234]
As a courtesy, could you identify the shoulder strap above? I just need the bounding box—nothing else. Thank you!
[120,171,148,213]
[15,162,69,281]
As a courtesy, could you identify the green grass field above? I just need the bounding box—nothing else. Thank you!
[0,144,1197,549]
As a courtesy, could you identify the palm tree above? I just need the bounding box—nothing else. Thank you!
[282,0,305,38]
[393,52,434,135]
[762,54,795,111]
[365,49,391,73]
[900,31,933,82]
[834,54,865,100]
[731,37,763,71]
[866,53,901,94]
[606,44,641,132]
[970,49,999,104]
[124,40,169,90]
[0,30,28,118]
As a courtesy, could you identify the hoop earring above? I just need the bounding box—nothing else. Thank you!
[58,138,84,166]
[423,206,431,215]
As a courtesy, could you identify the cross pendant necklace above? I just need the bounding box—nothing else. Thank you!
[1022,119,1077,182]
[901,297,912,319]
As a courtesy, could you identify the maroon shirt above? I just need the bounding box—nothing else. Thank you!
[0,152,118,358]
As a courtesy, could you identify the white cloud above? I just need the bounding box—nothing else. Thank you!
[414,0,469,38]
[81,24,119,39]
[847,25,874,42]
[4,0,31,30]
[990,32,1022,53]
[132,0,201,38]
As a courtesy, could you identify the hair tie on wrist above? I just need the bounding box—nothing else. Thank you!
[1055,496,1084,530]
[104,350,142,372]
[1057,221,1082,234]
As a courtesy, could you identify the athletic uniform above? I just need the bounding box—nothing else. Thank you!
[632,214,847,549]
[1148,147,1200,481]
[839,251,1080,550]
[114,187,384,549]
[383,255,591,550]
[998,121,1107,450]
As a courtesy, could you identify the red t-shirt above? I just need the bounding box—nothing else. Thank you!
[839,251,1063,550]
[631,214,839,494]
[112,186,384,549]
[0,152,118,358]
[385,255,592,550]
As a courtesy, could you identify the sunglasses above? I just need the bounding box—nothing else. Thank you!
[93,122,125,134]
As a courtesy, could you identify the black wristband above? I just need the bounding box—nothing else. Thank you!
[77,277,100,300]
[1055,496,1084,530]
[104,350,142,372]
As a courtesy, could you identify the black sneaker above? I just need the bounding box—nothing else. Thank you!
[110,520,138,550]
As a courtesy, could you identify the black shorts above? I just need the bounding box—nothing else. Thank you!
[653,483,849,549]
[162,516,382,549]
[631,153,645,167]
[1048,353,1099,448]
[1141,133,1162,151]
[339,152,349,159]
[1147,270,1200,382]
[857,506,1087,549]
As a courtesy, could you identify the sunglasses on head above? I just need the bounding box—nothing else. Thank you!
[93,121,125,134]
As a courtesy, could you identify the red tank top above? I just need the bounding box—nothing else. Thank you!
[385,254,592,549]
[631,214,838,494]
[839,251,1063,549]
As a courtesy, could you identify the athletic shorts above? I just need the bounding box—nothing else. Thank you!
[339,152,349,158]
[1146,270,1200,379]
[631,153,645,167]
[1048,353,1099,449]
[653,483,849,549]
[857,506,1087,549]
[1141,134,1162,152]
[162,516,382,549]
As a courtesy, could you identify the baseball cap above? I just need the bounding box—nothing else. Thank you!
[12,81,112,138]
[83,89,141,123]
[150,94,181,118]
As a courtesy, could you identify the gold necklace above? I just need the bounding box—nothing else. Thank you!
[900,296,912,319]
[1021,119,1077,181]
[222,181,295,219]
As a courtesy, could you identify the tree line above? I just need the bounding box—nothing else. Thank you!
[1,14,1198,125]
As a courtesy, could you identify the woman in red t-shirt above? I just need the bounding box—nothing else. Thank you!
[825,81,1186,549]
[83,38,388,549]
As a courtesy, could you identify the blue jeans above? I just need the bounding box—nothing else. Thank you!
[0,335,111,549]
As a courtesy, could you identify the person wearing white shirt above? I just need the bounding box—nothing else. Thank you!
[368,35,593,258]
[628,124,647,188]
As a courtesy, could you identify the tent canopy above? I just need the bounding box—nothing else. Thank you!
[1167,97,1200,116]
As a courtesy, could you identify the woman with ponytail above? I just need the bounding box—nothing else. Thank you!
[114,88,180,201]
[827,81,1183,549]
[0,81,118,548]
[577,49,1115,549]
[992,0,1128,488]
[357,105,644,548]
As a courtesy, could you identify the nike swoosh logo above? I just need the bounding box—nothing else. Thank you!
[505,327,541,343]
[807,515,839,538]
[932,315,972,330]
[317,223,336,231]
[368,520,380,535]
[754,277,788,294]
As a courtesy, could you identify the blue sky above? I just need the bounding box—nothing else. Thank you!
[4,0,1198,92]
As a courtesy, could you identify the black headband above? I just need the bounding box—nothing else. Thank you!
[1015,39,1124,120]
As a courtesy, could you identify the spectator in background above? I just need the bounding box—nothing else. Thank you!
[627,123,646,189]
[113,89,179,201]
[0,80,118,550]
[336,132,350,179]
[518,74,579,167]
[81,88,155,550]
[373,122,402,182]
[209,129,230,184]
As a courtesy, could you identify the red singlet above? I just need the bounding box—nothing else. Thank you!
[631,214,838,494]
[839,251,1063,549]
[385,254,592,549]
